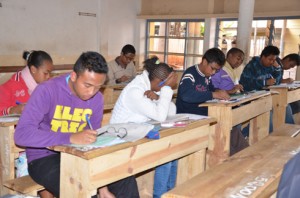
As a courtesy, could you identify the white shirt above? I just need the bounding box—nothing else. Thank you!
[107,59,136,85]
[110,70,176,124]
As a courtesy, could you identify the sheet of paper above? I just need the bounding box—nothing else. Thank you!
[97,123,154,142]
[0,114,20,122]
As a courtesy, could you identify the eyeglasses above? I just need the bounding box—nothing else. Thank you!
[97,127,128,139]
[123,55,135,62]
[209,65,221,73]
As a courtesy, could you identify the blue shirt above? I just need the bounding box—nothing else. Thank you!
[239,56,282,91]
[176,65,215,116]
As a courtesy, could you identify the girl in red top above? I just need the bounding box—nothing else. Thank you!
[0,50,53,115]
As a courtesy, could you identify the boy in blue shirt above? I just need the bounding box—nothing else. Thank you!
[176,48,229,116]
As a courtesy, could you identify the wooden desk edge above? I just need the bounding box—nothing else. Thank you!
[0,121,18,127]
[51,117,217,160]
[199,92,271,107]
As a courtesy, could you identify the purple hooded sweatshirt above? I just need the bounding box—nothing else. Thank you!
[14,74,103,163]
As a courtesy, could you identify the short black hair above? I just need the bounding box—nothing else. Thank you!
[23,50,52,69]
[73,51,108,75]
[203,48,226,66]
[282,53,300,66]
[260,45,280,58]
[226,47,244,59]
[121,44,136,55]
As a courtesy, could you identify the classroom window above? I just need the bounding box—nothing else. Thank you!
[146,20,205,70]
[216,17,300,79]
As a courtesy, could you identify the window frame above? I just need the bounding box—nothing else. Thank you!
[145,19,205,71]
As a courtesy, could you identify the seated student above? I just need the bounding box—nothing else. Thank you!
[276,53,300,84]
[0,50,53,198]
[239,45,282,91]
[0,50,53,116]
[110,56,178,198]
[176,48,230,116]
[176,48,248,155]
[106,44,137,85]
[277,54,300,118]
[14,52,139,198]
[211,47,245,94]
[239,46,294,128]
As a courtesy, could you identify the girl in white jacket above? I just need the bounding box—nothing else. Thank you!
[110,57,178,197]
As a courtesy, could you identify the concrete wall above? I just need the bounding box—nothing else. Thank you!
[0,0,142,67]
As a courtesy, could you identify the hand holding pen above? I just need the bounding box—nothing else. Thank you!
[69,114,97,145]
[266,74,276,86]
[8,101,26,114]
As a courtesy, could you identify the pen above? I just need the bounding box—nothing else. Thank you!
[159,74,172,87]
[85,114,93,130]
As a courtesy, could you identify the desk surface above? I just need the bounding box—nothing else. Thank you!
[58,117,217,197]
[52,117,217,160]
[199,91,270,107]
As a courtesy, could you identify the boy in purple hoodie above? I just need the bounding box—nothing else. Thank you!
[14,52,139,198]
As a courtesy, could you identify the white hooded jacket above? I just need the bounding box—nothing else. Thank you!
[110,70,176,124]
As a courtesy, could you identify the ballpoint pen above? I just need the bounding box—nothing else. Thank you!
[159,74,172,87]
[85,114,93,130]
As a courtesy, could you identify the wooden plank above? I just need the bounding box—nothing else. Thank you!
[232,95,272,126]
[287,88,300,104]
[52,118,217,159]
[206,106,232,168]
[0,64,73,73]
[249,111,270,145]
[162,136,300,198]
[199,91,271,107]
[176,149,206,185]
[136,169,155,198]
[271,88,288,129]
[58,119,215,197]
[0,124,16,196]
[3,176,44,195]
[271,123,300,137]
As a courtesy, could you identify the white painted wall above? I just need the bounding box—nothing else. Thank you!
[0,0,101,65]
[0,0,142,66]
[98,0,142,65]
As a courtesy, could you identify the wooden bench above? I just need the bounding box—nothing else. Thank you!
[271,123,300,137]
[162,135,300,198]
[3,175,44,196]
[0,121,45,196]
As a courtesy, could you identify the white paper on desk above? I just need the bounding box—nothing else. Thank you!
[0,114,20,122]
[269,83,300,89]
[179,113,208,120]
[147,113,208,125]
[97,123,154,142]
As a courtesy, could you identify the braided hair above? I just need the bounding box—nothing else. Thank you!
[143,56,173,81]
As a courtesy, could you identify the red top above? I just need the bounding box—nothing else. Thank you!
[0,71,30,115]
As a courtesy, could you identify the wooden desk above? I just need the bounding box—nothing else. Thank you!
[199,91,272,167]
[162,136,300,198]
[52,118,216,197]
[0,121,20,196]
[270,87,300,129]
[100,84,126,107]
